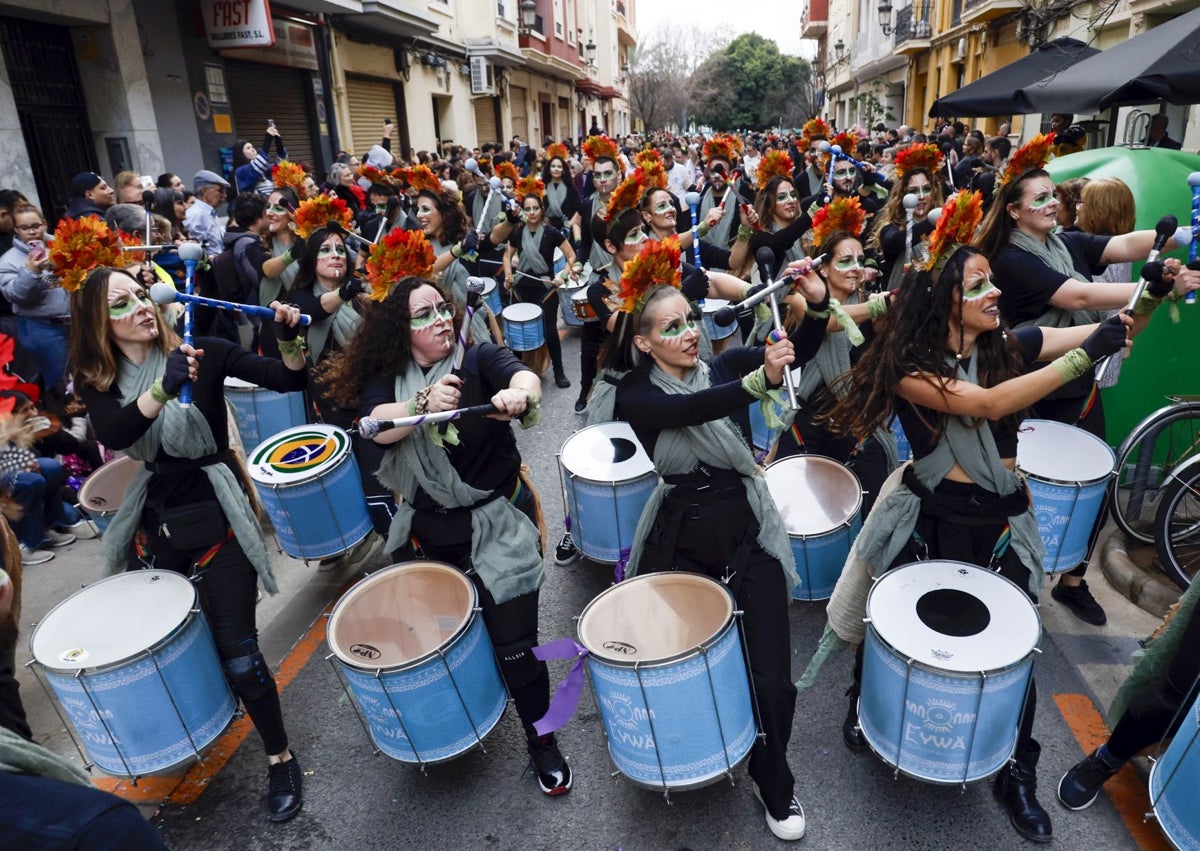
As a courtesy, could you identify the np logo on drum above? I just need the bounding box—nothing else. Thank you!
[602,640,637,656]
[350,643,382,661]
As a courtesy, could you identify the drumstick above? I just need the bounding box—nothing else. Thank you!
[355,404,498,438]
[149,283,313,325]
[177,243,204,408]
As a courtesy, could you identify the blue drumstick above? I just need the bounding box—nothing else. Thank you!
[1188,172,1200,304]
[177,243,203,407]
[149,282,312,325]
[685,191,704,272]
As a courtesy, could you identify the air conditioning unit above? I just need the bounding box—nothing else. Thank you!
[952,36,967,63]
[470,56,494,95]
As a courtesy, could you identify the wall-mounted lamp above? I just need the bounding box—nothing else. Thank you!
[519,0,537,34]
[878,0,893,36]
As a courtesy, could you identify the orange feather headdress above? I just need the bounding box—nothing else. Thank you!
[400,165,443,196]
[546,142,570,163]
[495,160,519,184]
[605,167,646,221]
[619,237,682,312]
[757,150,794,190]
[831,131,857,155]
[811,196,867,246]
[894,144,945,181]
[50,217,127,294]
[293,194,355,239]
[703,134,738,165]
[272,160,307,194]
[635,149,664,170]
[801,118,833,150]
[515,175,545,202]
[582,135,622,174]
[1000,132,1055,187]
[366,229,436,302]
[923,190,984,278]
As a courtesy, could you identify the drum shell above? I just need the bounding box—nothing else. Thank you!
[702,300,737,341]
[788,513,862,601]
[328,563,507,764]
[559,283,585,328]
[223,379,307,452]
[30,572,236,777]
[578,574,756,790]
[480,278,503,316]
[1148,691,1200,850]
[748,402,780,455]
[570,288,599,323]
[890,416,912,463]
[562,470,657,564]
[78,456,141,535]
[502,303,547,353]
[249,426,373,560]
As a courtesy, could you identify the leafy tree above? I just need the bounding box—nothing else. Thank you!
[629,25,727,131]
[691,33,815,130]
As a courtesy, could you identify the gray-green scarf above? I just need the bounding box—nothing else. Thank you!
[624,361,797,590]
[698,184,736,249]
[545,181,567,221]
[517,224,551,286]
[260,235,299,308]
[1009,230,1103,328]
[587,196,614,273]
[305,282,361,363]
[375,356,544,604]
[100,348,278,594]
[0,727,92,787]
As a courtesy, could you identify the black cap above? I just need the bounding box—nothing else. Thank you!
[69,172,103,198]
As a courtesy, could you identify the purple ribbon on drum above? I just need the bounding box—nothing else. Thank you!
[531,637,589,736]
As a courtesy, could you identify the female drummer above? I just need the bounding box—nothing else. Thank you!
[864,145,943,289]
[610,239,830,841]
[541,143,582,241]
[975,134,1198,625]
[257,186,302,358]
[746,151,813,278]
[321,270,572,797]
[503,176,580,388]
[640,185,752,274]
[69,260,307,823]
[822,190,1189,843]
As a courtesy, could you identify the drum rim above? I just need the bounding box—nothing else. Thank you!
[763,453,865,536]
[327,561,479,673]
[864,560,1042,674]
[1017,419,1116,486]
[30,570,200,674]
[501,302,544,320]
[559,422,657,480]
[248,423,352,484]
[577,573,737,667]
[78,456,141,512]
[1146,727,1197,838]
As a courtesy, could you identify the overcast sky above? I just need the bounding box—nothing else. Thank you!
[634,0,817,60]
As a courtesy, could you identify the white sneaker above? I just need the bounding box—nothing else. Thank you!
[42,529,76,548]
[753,785,806,841]
[19,544,54,566]
[62,519,100,540]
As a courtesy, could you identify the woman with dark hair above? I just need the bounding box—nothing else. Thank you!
[318,272,573,798]
[864,146,945,289]
[233,126,287,197]
[975,135,1199,624]
[1053,177,1089,232]
[156,173,185,192]
[540,145,581,240]
[606,239,829,842]
[748,152,815,279]
[152,188,188,242]
[69,260,307,823]
[818,191,1183,843]
[640,185,752,273]
[255,186,303,358]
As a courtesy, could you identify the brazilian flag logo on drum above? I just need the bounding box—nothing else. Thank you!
[250,425,349,481]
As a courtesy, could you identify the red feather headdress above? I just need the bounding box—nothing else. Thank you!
[515,175,545,202]
[495,160,519,183]
[366,229,436,302]
[1001,132,1055,187]
[757,150,794,190]
[605,167,646,221]
[811,196,867,246]
[50,217,126,294]
[272,160,307,194]
[358,163,393,187]
[401,165,443,196]
[831,131,857,155]
[635,149,664,170]
[894,144,944,180]
[546,142,570,163]
[294,194,355,239]
[703,134,738,165]
[582,135,623,174]
[801,118,833,149]
[923,190,985,277]
[619,237,682,312]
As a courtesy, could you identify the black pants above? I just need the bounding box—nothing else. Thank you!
[852,478,1039,754]
[138,515,288,755]
[640,486,797,820]
[390,486,550,739]
[1108,606,1200,761]
[775,407,891,515]
[1031,390,1106,579]
[578,321,606,401]
[513,282,564,373]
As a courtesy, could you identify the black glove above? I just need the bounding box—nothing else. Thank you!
[681,267,709,301]
[1081,315,1128,361]
[806,281,831,315]
[338,277,365,301]
[504,200,521,224]
[1143,261,1172,298]
[462,229,479,253]
[161,348,192,397]
[274,305,300,342]
[288,237,306,265]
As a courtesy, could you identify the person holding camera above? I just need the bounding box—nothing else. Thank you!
[0,204,71,390]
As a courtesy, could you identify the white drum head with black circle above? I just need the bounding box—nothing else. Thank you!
[560,422,655,483]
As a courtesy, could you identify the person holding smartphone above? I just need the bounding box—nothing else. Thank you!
[0,204,71,389]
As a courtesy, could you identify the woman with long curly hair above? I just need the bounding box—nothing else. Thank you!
[864,161,943,289]
[319,274,573,798]
[816,193,1186,842]
[540,146,581,240]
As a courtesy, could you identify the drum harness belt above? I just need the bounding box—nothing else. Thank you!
[900,465,1024,570]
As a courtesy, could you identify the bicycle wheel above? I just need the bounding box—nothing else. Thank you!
[1154,463,1200,591]
[1111,401,1200,544]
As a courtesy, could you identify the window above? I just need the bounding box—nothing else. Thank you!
[553,0,564,37]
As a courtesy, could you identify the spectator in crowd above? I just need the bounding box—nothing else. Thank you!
[157,172,186,191]
[233,125,288,196]
[0,190,27,258]
[0,204,71,390]
[1145,113,1182,149]
[62,172,115,221]
[112,171,146,204]
[184,170,231,257]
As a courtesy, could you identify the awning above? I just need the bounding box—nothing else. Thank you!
[928,37,1098,118]
[1017,7,1200,114]
[574,78,604,95]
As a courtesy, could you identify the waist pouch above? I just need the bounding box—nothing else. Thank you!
[152,500,228,550]
[902,466,1029,527]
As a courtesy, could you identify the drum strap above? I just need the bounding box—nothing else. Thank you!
[1075,382,1099,426]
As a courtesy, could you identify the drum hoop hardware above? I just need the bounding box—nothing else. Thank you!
[147,643,213,774]
[957,669,988,790]
[25,660,95,774]
[324,653,382,758]
[374,663,428,770]
[893,656,918,780]
[732,609,767,749]
[437,646,489,756]
[76,666,137,782]
[698,642,738,787]
[632,661,673,802]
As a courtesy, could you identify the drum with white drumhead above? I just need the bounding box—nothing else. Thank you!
[78,456,141,535]
[223,377,307,453]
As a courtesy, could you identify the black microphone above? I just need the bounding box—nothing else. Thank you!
[755,245,775,286]
[1149,215,1178,262]
[142,189,157,210]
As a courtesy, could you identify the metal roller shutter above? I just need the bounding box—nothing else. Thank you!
[472,97,498,148]
[225,61,315,171]
[345,76,400,159]
[510,86,528,140]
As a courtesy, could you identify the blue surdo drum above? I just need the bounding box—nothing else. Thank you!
[858,561,1041,785]
[1148,687,1200,850]
[479,277,503,316]
[501,302,546,353]
[223,376,307,453]
[327,562,507,764]
[578,572,757,793]
[701,299,737,341]
[558,280,586,328]
[30,570,236,778]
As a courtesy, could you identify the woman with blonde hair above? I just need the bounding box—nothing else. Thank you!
[1077,177,1136,386]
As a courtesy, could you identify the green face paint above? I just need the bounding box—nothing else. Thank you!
[962,274,998,301]
[833,255,867,272]
[658,315,699,340]
[1028,192,1056,211]
[653,202,673,215]
[910,185,933,198]
[410,301,454,330]
[317,243,347,258]
[108,292,151,319]
[775,190,798,203]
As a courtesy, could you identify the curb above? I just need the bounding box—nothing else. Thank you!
[1098,530,1182,619]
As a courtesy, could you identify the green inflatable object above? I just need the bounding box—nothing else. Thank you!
[1046,146,1200,446]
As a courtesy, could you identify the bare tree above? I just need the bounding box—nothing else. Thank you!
[629,25,727,131]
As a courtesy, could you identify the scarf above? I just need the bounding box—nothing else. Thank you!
[375,356,544,604]
[517,224,551,286]
[587,196,614,273]
[624,362,797,590]
[305,282,361,362]
[1008,230,1103,329]
[260,235,299,308]
[0,727,92,787]
[698,185,736,249]
[545,181,568,221]
[443,260,496,344]
[100,348,278,594]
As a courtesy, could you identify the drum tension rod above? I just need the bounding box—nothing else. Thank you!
[324,654,381,758]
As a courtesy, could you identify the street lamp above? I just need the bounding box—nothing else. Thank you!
[878,0,893,35]
[834,39,845,60]
[518,0,536,34]
[585,38,597,68]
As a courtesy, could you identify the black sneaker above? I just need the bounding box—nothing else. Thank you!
[1051,579,1107,626]
[527,734,572,796]
[1057,748,1122,810]
[554,532,579,565]
[267,754,304,822]
[574,398,588,414]
[554,370,571,389]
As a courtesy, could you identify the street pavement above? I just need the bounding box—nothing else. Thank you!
[10,323,1173,850]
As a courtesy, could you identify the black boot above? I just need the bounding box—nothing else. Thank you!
[267,752,304,823]
[843,685,868,752]
[553,366,571,389]
[994,739,1052,843]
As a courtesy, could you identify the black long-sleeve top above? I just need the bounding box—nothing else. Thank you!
[748,212,814,275]
[616,310,828,458]
[79,338,307,509]
[875,219,935,284]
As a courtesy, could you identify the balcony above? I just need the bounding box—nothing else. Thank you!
[801,0,828,38]
[615,0,636,46]
[961,0,1022,24]
[893,4,932,55]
